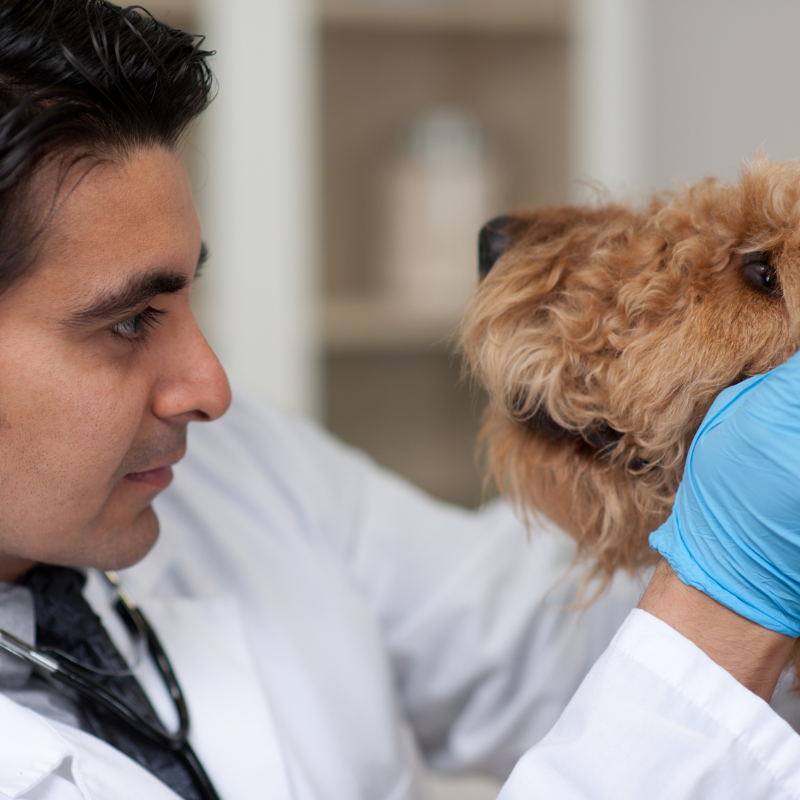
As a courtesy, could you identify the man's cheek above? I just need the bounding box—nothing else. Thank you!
[21,399,145,498]
[66,370,146,446]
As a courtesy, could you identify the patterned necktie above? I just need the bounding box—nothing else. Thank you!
[20,565,200,800]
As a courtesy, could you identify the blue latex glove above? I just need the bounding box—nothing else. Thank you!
[650,348,800,637]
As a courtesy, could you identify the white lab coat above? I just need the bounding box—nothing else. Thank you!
[2,389,800,799]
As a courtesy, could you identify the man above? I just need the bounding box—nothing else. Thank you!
[1,2,800,799]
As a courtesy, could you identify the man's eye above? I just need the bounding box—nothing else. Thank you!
[109,307,166,343]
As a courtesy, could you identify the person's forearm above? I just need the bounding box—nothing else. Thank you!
[638,559,795,701]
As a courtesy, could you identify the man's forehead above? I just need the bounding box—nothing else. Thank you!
[33,149,198,269]
[2,147,202,312]
[46,149,188,223]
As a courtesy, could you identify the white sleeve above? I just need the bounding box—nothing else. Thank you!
[350,494,644,779]
[500,609,800,800]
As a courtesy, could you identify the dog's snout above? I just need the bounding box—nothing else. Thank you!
[479,216,515,278]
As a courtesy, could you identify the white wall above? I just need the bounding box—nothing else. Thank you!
[649,0,800,187]
[193,0,321,417]
[571,0,800,194]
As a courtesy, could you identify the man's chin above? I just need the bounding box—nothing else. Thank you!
[93,505,161,572]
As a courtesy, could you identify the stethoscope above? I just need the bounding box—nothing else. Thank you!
[0,571,221,800]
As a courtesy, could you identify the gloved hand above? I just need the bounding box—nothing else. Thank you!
[650,347,800,637]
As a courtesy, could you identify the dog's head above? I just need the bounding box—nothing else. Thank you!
[462,156,800,578]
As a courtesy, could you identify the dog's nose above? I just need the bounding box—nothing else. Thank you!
[478,216,515,277]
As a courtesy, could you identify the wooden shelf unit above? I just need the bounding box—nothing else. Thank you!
[320,3,569,504]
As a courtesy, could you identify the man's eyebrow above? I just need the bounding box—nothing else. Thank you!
[66,270,188,326]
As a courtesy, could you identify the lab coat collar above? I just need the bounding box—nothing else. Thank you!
[0,692,78,798]
[0,689,184,800]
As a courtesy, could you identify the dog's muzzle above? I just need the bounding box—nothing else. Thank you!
[516,403,649,472]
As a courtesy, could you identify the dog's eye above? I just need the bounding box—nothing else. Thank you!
[741,252,782,296]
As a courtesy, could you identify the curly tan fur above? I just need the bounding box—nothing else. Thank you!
[462,157,800,587]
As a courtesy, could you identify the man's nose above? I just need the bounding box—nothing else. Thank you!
[153,315,232,423]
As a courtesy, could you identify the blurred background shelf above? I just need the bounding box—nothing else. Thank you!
[319,0,567,510]
[320,0,566,33]
[324,296,460,354]
[321,14,568,300]
[137,0,195,25]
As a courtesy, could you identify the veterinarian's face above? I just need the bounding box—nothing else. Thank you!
[0,147,231,580]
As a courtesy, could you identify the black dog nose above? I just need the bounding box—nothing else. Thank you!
[478,215,515,278]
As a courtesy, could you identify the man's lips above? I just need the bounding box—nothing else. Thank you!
[124,460,180,490]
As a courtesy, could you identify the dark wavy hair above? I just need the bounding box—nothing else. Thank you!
[0,0,214,293]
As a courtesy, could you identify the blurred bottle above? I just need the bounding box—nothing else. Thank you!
[379,108,507,317]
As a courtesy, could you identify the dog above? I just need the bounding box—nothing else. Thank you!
[462,156,800,588]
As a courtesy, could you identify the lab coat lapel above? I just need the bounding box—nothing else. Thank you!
[0,693,74,797]
[0,692,182,800]
[142,595,294,800]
